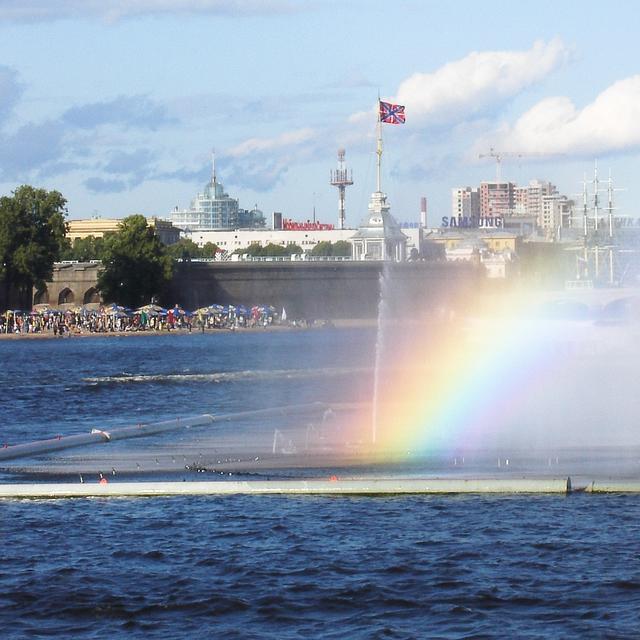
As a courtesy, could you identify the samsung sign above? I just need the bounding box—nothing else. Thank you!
[441,215,504,229]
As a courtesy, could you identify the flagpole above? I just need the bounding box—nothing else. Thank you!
[376,98,382,193]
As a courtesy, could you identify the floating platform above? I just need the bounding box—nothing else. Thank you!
[586,481,640,493]
[0,477,571,499]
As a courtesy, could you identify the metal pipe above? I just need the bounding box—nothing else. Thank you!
[0,402,332,462]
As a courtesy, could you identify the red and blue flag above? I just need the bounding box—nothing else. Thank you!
[379,100,405,124]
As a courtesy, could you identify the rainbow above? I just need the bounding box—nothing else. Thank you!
[350,288,585,457]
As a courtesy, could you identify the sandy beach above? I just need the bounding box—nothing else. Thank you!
[0,318,376,340]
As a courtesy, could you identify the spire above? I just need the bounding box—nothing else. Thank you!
[211,149,216,183]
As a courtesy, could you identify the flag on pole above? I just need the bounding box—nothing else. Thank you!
[379,100,405,124]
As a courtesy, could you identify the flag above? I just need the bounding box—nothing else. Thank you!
[379,100,405,124]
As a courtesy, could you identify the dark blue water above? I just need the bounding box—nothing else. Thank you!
[2,331,640,638]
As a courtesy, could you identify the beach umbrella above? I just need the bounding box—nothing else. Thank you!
[103,303,127,313]
[135,306,163,317]
[236,305,249,316]
[137,304,165,314]
[105,307,130,317]
[33,303,54,313]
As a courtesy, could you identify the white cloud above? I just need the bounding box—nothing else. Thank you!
[0,0,295,22]
[227,128,316,158]
[480,76,640,156]
[351,39,569,128]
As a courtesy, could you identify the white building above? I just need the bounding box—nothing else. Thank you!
[541,194,573,237]
[182,224,422,259]
[183,227,354,254]
[170,158,264,231]
[171,167,239,230]
[451,187,481,218]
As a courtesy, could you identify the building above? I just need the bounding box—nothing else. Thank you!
[428,229,519,279]
[350,190,407,261]
[66,217,180,245]
[350,126,408,262]
[170,159,264,231]
[479,181,516,217]
[182,226,355,255]
[430,229,519,255]
[453,179,574,240]
[452,187,481,218]
[183,223,421,260]
[170,167,239,230]
[540,195,573,237]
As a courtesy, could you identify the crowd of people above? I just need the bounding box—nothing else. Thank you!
[0,303,281,336]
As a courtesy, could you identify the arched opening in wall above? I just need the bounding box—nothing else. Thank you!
[58,288,74,305]
[34,288,49,305]
[83,287,100,304]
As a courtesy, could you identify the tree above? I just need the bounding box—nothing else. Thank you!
[310,240,351,257]
[61,235,107,262]
[164,239,219,261]
[0,185,68,309]
[310,241,333,257]
[97,215,173,308]
[200,242,220,258]
[240,242,303,257]
[165,238,202,261]
[332,240,352,257]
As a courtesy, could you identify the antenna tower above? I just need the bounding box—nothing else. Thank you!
[330,149,354,230]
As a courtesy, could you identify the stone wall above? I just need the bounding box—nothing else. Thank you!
[34,262,101,307]
[32,260,480,318]
[168,261,479,319]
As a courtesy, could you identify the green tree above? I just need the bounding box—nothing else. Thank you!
[0,185,68,309]
[309,240,351,257]
[236,242,264,257]
[332,240,352,257]
[165,238,202,261]
[236,242,303,258]
[97,214,173,308]
[61,235,107,262]
[310,241,333,257]
[200,242,220,258]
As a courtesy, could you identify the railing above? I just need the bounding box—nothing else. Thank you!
[565,280,594,290]
[236,255,352,262]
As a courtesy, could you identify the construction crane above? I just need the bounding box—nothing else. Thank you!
[479,147,551,181]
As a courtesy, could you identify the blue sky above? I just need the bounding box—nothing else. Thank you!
[0,0,639,225]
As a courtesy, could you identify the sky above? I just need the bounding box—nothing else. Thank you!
[0,0,639,226]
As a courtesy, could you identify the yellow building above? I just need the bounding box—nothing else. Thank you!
[429,230,519,254]
[67,217,180,244]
